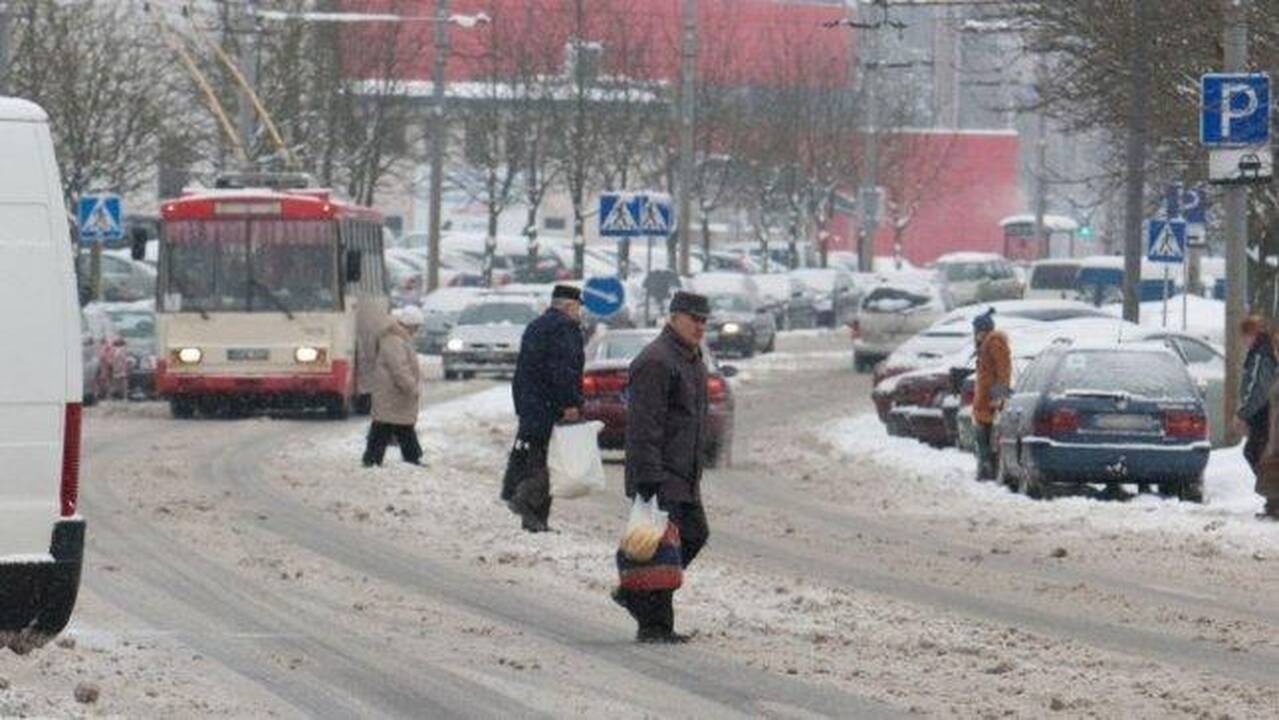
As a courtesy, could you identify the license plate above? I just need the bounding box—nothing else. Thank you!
[1092,414,1155,432]
[227,348,269,362]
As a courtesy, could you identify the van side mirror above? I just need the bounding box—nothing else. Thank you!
[130,227,147,261]
[346,249,363,283]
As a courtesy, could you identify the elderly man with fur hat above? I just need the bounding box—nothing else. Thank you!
[506,284,586,532]
[362,305,425,467]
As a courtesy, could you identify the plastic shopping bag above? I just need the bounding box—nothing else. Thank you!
[547,420,606,499]
[619,495,669,562]
[617,496,682,591]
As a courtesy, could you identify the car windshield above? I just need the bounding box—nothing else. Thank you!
[162,220,339,313]
[598,334,656,360]
[710,294,753,312]
[1048,350,1197,398]
[1031,264,1080,290]
[457,302,539,325]
[940,262,987,282]
[104,311,154,339]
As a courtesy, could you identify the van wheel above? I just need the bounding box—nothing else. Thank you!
[353,394,372,416]
[170,397,195,419]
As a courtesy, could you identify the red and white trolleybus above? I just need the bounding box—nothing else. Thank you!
[153,175,389,418]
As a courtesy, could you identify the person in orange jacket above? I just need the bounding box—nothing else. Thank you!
[972,309,1011,481]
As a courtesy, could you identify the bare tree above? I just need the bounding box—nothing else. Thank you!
[7,1,189,201]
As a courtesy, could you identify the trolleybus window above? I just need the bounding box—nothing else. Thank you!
[162,220,340,313]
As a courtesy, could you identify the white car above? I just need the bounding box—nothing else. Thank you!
[442,298,542,379]
[934,252,1023,307]
[853,281,951,372]
[0,98,85,653]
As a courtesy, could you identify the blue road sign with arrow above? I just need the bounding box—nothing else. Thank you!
[1146,218,1187,264]
[582,276,626,317]
[77,193,123,245]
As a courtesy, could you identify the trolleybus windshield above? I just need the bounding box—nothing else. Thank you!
[161,219,340,313]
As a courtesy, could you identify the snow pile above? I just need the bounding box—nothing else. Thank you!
[823,414,1277,556]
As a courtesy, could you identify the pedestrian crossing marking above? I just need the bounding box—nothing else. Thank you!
[638,197,669,233]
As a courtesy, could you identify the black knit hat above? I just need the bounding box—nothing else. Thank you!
[552,284,581,301]
[669,291,711,319]
[972,308,996,333]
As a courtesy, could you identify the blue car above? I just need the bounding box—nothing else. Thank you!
[995,342,1209,501]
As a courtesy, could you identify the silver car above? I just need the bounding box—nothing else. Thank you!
[441,299,542,380]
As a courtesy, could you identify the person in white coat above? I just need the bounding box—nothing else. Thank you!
[362,306,424,466]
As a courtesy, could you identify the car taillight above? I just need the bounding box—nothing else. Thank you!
[1034,407,1079,437]
[1164,409,1207,440]
[707,375,727,403]
[61,402,82,517]
[583,371,627,396]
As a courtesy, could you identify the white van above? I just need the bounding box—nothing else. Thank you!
[0,98,84,653]
[1025,259,1083,300]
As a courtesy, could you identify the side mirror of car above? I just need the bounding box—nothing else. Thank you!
[130,227,148,261]
[346,249,363,283]
[720,365,739,379]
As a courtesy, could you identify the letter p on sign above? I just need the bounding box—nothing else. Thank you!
[1202,73,1270,147]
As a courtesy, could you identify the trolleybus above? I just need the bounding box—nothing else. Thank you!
[152,176,389,418]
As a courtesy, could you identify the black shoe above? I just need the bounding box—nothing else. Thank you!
[636,629,692,645]
[361,461,377,468]
[520,515,550,533]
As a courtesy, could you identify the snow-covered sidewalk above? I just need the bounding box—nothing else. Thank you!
[823,414,1277,557]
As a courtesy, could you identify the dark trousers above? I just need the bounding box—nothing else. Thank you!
[362,422,423,466]
[975,422,997,481]
[507,437,553,525]
[620,501,709,635]
[1244,417,1269,473]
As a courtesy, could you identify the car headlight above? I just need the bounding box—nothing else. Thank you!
[446,338,465,352]
[722,322,741,335]
[294,346,323,363]
[175,347,202,365]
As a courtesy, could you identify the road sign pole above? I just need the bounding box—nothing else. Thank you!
[1182,260,1189,332]
[90,239,102,303]
[1162,264,1169,328]
[644,235,654,326]
[1223,0,1250,445]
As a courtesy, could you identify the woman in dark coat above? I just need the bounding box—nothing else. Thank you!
[1236,315,1278,519]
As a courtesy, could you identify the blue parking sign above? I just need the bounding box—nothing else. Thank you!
[1201,73,1270,146]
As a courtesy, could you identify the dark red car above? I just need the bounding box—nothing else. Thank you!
[581,329,736,467]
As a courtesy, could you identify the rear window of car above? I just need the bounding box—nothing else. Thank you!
[457,302,538,325]
[1030,264,1080,290]
[941,263,987,282]
[598,335,655,360]
[1047,350,1196,398]
[862,286,933,313]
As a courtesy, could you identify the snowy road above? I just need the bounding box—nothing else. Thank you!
[3,331,1278,717]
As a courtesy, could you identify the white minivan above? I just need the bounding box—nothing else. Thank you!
[0,98,84,653]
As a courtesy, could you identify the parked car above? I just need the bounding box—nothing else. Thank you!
[100,304,158,399]
[75,250,156,303]
[1129,330,1228,449]
[1025,259,1083,301]
[0,97,85,653]
[705,292,777,357]
[753,273,817,329]
[883,347,973,448]
[995,342,1209,500]
[416,287,484,354]
[790,268,856,328]
[852,280,950,372]
[441,297,542,379]
[933,252,1023,306]
[580,329,737,467]
[1075,256,1177,306]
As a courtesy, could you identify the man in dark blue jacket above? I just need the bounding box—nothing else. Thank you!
[506,285,585,532]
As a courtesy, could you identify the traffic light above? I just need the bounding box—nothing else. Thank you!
[1078,225,1093,239]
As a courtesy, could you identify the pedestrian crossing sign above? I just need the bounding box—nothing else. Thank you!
[77,193,124,244]
[1145,218,1187,264]
[598,192,673,238]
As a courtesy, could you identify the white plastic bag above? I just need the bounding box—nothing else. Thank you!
[547,420,606,499]
[620,495,669,562]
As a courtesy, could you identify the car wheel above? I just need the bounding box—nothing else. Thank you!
[1017,471,1045,500]
[462,372,476,380]
[1179,476,1205,504]
[83,391,98,407]
[996,453,1015,490]
[444,370,459,381]
[170,397,195,419]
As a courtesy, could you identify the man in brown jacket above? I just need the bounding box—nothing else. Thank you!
[362,306,424,466]
[613,291,711,644]
[972,309,1011,481]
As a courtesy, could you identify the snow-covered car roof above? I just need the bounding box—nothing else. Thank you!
[687,272,759,296]
[934,299,1109,327]
[934,252,1005,265]
[419,287,484,314]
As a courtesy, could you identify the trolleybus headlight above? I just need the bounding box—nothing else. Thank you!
[175,347,202,365]
[294,346,322,363]
[446,338,465,352]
